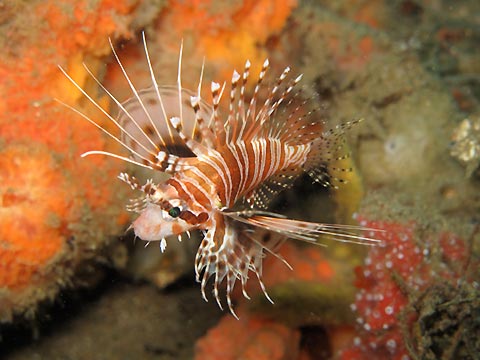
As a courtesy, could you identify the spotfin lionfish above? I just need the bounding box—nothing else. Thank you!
[59,33,379,318]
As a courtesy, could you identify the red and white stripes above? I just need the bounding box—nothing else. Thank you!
[59,33,380,318]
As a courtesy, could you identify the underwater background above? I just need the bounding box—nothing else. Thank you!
[0,0,479,359]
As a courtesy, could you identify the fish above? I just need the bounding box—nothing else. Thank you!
[58,33,380,318]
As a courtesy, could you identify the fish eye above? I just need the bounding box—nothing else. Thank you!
[168,206,181,218]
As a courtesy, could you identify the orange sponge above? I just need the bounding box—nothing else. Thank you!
[153,0,298,80]
[0,144,68,290]
[195,307,301,360]
[0,0,135,321]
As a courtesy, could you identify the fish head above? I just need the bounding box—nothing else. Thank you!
[131,183,206,252]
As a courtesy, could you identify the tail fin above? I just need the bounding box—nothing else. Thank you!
[305,119,363,189]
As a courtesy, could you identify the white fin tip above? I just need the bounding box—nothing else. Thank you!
[170,116,181,128]
[156,151,167,162]
[211,81,221,92]
[160,238,167,252]
[232,70,241,82]
[190,95,200,107]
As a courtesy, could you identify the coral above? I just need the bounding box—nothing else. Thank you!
[338,218,479,360]
[196,240,370,360]
[156,0,297,73]
[0,1,135,122]
[257,243,337,288]
[194,240,363,358]
[0,0,136,321]
[195,306,301,360]
[0,144,68,291]
[101,0,298,109]
[227,241,363,326]
[314,0,389,29]
[450,116,480,177]
[194,241,364,359]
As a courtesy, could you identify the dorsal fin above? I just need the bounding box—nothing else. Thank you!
[118,86,213,160]
[210,81,227,147]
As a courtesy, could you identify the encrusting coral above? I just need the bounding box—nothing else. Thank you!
[194,240,363,359]
[154,0,298,79]
[0,0,135,322]
[195,307,301,360]
[450,116,480,177]
[339,217,479,360]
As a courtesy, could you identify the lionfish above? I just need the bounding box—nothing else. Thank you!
[59,34,378,318]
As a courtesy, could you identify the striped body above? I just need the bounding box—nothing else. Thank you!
[59,34,379,318]
[180,139,310,208]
